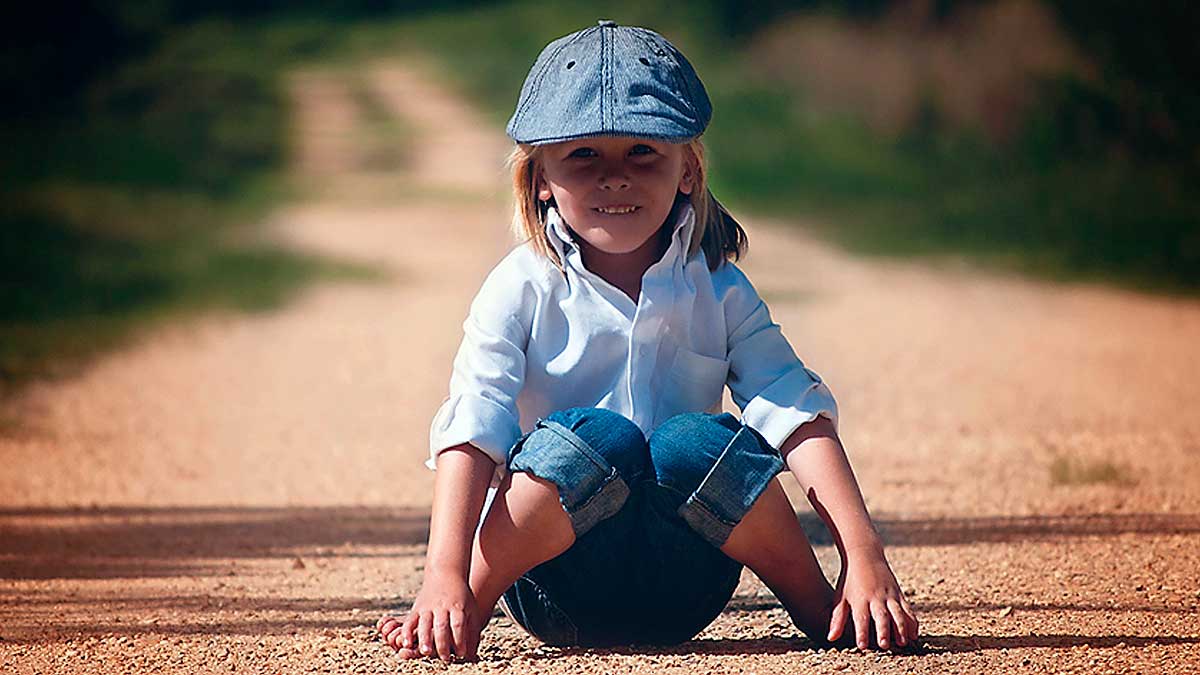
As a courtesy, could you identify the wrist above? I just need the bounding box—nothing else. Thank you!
[422,559,469,581]
[839,536,885,562]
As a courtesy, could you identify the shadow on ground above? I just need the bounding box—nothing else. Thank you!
[0,506,429,580]
[798,511,1200,547]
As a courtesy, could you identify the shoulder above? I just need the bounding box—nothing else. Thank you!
[700,257,773,336]
[471,242,560,320]
[484,242,560,295]
[705,257,761,305]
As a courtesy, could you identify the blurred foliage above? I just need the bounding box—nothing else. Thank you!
[0,3,416,391]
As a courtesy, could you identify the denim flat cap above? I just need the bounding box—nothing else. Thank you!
[506,19,712,145]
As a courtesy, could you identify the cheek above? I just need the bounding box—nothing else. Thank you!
[638,161,686,192]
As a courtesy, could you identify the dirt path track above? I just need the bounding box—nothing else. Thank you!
[3,58,1199,674]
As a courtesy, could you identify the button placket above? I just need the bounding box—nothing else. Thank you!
[628,289,668,429]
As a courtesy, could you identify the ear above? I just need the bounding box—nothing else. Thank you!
[536,170,553,202]
[678,163,695,196]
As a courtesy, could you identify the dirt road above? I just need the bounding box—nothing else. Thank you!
[3,57,1199,674]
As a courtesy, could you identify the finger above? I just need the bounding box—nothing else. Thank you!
[417,611,434,657]
[871,600,892,650]
[397,647,419,660]
[852,602,871,650]
[827,600,849,642]
[450,609,469,660]
[434,612,453,662]
[886,598,911,647]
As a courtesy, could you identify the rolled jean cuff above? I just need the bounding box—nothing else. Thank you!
[508,419,631,537]
[678,425,785,548]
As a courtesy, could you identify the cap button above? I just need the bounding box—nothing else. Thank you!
[597,19,617,27]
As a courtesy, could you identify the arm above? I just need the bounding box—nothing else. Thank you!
[781,416,918,650]
[382,254,539,661]
[426,443,495,584]
[780,416,880,557]
[380,443,494,662]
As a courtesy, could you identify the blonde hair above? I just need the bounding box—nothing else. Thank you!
[507,138,747,272]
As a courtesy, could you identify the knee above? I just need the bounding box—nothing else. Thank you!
[508,407,648,537]
[648,412,744,495]
[649,412,785,548]
[533,407,649,482]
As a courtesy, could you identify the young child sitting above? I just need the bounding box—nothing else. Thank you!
[377,19,918,662]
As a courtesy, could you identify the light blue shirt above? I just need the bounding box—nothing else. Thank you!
[428,202,838,483]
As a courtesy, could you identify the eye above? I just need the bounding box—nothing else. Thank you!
[568,147,597,158]
[629,144,655,156]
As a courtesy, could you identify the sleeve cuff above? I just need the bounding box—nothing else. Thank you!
[427,393,522,473]
[740,366,839,450]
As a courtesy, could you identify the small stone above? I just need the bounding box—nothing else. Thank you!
[998,606,1013,618]
[292,557,307,570]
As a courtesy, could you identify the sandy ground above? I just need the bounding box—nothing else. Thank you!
[3,57,1200,675]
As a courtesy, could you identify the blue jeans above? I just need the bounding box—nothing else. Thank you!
[500,407,785,647]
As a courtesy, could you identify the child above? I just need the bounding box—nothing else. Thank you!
[377,19,918,662]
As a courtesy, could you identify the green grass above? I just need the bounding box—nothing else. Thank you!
[371,0,1200,294]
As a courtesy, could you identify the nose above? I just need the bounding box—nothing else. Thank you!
[598,164,629,190]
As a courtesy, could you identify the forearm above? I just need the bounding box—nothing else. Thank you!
[781,416,882,558]
[425,443,496,578]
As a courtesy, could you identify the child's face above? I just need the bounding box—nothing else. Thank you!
[537,136,694,256]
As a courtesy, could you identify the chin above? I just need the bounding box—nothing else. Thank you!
[587,240,642,255]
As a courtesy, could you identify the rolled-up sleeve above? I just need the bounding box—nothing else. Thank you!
[719,263,838,450]
[427,261,532,473]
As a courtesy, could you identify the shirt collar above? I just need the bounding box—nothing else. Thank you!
[544,200,697,268]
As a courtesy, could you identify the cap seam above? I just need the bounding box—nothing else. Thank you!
[602,23,611,134]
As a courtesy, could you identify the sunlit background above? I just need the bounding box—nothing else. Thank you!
[3,0,1197,387]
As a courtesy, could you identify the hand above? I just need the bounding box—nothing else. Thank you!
[826,547,919,650]
[377,569,483,662]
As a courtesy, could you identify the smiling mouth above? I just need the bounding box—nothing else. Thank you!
[593,205,640,215]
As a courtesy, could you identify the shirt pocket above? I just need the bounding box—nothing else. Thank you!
[656,347,730,422]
